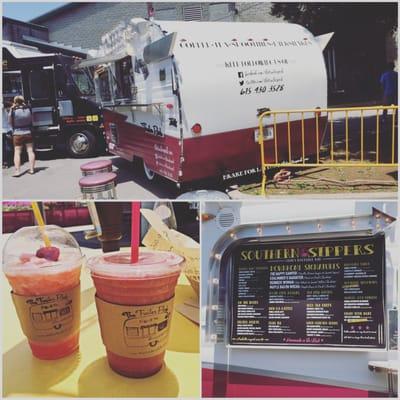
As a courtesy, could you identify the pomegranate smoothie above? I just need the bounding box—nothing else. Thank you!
[3,225,83,360]
[87,249,184,378]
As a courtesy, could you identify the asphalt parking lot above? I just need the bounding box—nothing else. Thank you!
[2,151,179,200]
[4,151,396,200]
[3,111,397,202]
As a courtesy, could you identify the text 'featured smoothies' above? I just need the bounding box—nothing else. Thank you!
[87,202,185,378]
[2,209,83,359]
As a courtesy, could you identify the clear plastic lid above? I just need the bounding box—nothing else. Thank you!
[3,225,83,275]
[87,248,184,279]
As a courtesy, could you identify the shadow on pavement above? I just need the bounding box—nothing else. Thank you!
[111,158,179,199]
[322,115,398,163]
[32,167,49,174]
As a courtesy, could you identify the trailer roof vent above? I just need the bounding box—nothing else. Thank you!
[183,5,203,21]
[216,207,237,230]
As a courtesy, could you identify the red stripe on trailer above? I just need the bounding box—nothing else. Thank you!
[202,368,387,398]
[103,108,326,183]
[103,109,181,181]
[181,117,326,182]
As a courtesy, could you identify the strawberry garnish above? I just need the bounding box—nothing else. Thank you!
[36,246,60,261]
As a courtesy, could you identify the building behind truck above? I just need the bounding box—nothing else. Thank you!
[29,2,397,104]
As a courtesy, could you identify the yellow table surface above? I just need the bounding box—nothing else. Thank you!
[2,245,200,398]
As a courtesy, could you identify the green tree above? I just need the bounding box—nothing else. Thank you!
[271,2,397,102]
[270,2,397,36]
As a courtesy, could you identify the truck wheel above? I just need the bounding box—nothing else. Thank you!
[143,160,156,181]
[67,130,96,158]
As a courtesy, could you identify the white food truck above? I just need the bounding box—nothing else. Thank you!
[79,18,332,185]
[201,200,398,397]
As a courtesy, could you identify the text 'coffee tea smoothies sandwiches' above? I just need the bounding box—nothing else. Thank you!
[87,249,184,378]
[3,225,83,360]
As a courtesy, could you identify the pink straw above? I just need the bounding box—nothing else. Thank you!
[130,202,141,263]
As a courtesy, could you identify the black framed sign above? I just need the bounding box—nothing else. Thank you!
[229,233,386,348]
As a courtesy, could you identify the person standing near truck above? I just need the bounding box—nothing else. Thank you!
[2,100,14,168]
[8,96,36,177]
[380,62,398,120]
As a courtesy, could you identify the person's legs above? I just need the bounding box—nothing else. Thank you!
[383,94,397,121]
[2,135,9,167]
[13,145,22,176]
[382,95,389,119]
[26,142,36,173]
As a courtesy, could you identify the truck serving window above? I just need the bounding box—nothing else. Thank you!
[98,70,112,102]
[71,70,95,97]
[115,56,133,100]
[29,70,51,100]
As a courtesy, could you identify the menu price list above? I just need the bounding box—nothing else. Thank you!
[230,234,385,348]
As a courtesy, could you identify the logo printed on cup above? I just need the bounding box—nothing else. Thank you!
[96,296,175,358]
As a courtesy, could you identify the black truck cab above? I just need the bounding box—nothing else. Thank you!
[3,41,104,157]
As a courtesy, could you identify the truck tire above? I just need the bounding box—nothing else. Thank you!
[67,130,96,158]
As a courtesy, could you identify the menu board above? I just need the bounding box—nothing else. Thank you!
[230,234,386,348]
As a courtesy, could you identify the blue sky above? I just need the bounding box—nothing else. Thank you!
[3,2,66,22]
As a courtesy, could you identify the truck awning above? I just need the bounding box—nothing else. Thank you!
[75,50,130,69]
[143,32,177,64]
[3,40,55,59]
[76,32,177,68]
[22,35,90,58]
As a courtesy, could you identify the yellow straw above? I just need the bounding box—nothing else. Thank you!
[31,202,52,247]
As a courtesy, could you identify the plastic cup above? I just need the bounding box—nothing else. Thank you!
[87,249,184,378]
[3,225,83,360]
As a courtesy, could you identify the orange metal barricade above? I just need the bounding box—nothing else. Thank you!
[258,105,398,195]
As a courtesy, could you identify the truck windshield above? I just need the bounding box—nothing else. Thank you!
[70,70,95,97]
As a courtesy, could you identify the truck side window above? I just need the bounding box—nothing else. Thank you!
[98,70,111,102]
[29,70,51,100]
[55,65,67,98]
[115,56,133,100]
[159,69,166,81]
[3,72,23,99]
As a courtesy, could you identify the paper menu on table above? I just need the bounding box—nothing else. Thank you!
[176,303,199,325]
[141,209,199,274]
